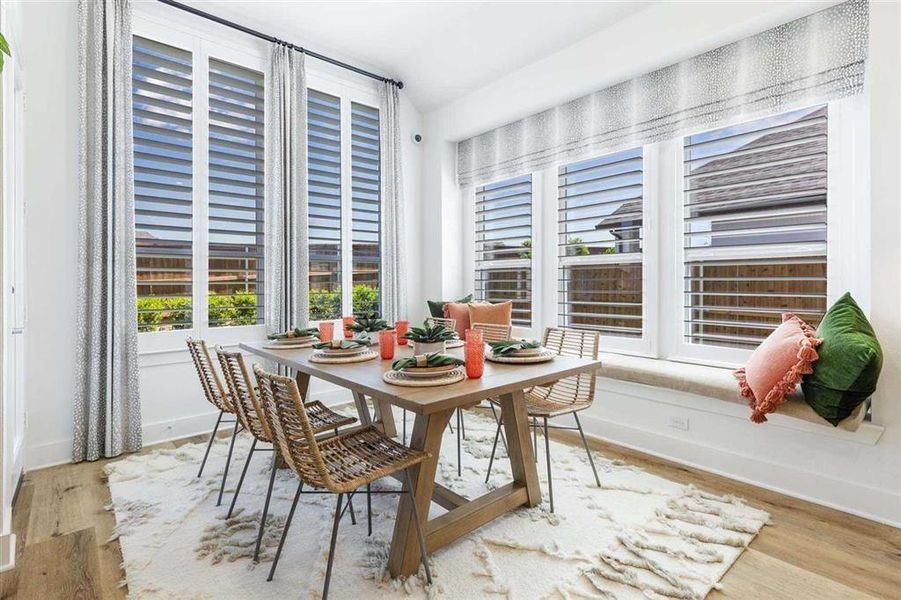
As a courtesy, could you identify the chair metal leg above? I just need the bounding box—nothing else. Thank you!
[489,403,508,453]
[460,409,466,439]
[532,417,538,463]
[404,469,433,585]
[366,483,372,536]
[346,492,358,525]
[456,409,462,477]
[543,416,554,513]
[197,410,223,478]
[217,420,241,506]
[227,438,257,518]
[322,493,344,599]
[485,418,502,483]
[267,479,304,582]
[254,453,278,563]
[574,412,601,487]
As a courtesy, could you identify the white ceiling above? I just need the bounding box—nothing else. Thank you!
[181,1,655,112]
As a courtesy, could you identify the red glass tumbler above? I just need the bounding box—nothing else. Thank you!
[342,316,355,339]
[318,321,335,343]
[379,330,396,359]
[395,320,410,345]
[464,329,484,379]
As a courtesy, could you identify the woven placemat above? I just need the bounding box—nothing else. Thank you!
[309,350,378,364]
[486,348,557,364]
[383,367,466,387]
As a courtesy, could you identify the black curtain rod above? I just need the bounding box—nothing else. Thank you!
[155,0,404,89]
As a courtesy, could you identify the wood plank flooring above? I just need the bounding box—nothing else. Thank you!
[1,423,898,599]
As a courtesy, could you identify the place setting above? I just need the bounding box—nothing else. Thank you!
[309,338,378,363]
[485,338,556,364]
[383,352,467,387]
[261,326,320,349]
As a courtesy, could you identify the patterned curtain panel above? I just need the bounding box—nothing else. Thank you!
[74,0,142,462]
[457,0,869,187]
[379,83,407,322]
[264,45,309,332]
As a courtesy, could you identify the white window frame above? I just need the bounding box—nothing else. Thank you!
[305,68,381,325]
[498,95,870,367]
[134,9,269,354]
[662,96,870,368]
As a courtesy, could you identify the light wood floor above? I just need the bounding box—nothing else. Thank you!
[1,422,899,600]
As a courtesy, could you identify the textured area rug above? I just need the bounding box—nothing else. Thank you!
[106,409,769,599]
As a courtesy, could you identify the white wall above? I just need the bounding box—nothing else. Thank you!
[419,0,901,525]
[20,0,423,469]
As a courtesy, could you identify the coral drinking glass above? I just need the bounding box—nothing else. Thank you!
[395,320,410,345]
[318,321,335,343]
[379,330,396,359]
[464,329,484,379]
[342,316,355,339]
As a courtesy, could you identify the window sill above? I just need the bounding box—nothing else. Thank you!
[596,352,883,445]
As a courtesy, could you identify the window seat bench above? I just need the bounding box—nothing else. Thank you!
[596,352,866,432]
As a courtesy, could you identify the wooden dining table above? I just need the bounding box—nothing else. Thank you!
[240,340,601,577]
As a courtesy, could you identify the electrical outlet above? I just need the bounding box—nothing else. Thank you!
[668,415,690,431]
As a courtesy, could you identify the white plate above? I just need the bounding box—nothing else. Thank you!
[398,364,458,379]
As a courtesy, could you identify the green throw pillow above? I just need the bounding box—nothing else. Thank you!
[426,294,473,318]
[802,293,882,426]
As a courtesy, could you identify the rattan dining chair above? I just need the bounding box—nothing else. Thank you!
[215,347,357,562]
[254,364,433,597]
[186,337,241,506]
[450,321,514,476]
[485,327,601,513]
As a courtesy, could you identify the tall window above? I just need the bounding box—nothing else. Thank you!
[132,33,265,335]
[307,88,382,321]
[133,36,194,332]
[474,175,532,326]
[351,102,381,316]
[207,58,265,327]
[683,105,828,349]
[307,90,343,320]
[558,148,644,338]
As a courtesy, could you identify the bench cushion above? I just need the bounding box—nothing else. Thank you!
[597,352,865,432]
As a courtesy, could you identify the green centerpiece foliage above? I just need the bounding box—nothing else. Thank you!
[488,339,541,355]
[312,338,371,350]
[267,327,319,341]
[348,313,390,333]
[392,353,465,371]
[403,320,457,343]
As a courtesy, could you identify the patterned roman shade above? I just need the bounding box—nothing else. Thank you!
[457,0,868,187]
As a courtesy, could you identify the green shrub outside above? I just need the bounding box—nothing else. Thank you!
[138,284,381,331]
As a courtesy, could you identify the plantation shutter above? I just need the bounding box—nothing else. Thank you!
[351,102,381,316]
[132,36,194,332]
[474,175,532,326]
[207,58,265,327]
[307,89,343,320]
[558,148,644,338]
[683,105,828,349]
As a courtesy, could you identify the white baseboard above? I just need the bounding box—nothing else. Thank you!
[25,387,356,472]
[0,533,15,573]
[577,411,901,528]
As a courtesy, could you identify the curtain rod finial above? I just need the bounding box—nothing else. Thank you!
[396,81,404,90]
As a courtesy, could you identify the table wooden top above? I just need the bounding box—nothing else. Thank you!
[239,341,601,415]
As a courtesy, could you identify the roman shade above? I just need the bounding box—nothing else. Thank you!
[457,0,868,187]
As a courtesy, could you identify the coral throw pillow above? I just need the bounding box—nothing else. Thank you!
[443,302,475,338]
[734,313,822,424]
[468,301,513,328]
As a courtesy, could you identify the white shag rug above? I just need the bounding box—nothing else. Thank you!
[105,409,769,599]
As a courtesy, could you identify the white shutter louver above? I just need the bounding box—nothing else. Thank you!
[132,36,194,332]
[207,58,265,327]
[307,89,343,320]
[558,148,643,338]
[683,105,828,348]
[351,102,381,316]
[474,175,532,326]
